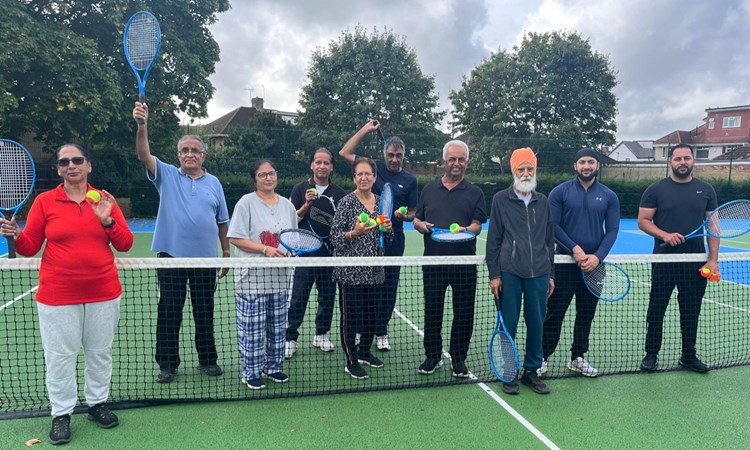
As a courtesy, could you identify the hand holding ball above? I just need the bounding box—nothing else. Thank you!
[397,206,407,215]
[709,273,720,282]
[450,223,460,233]
[367,219,377,227]
[699,268,711,278]
[86,190,101,204]
[359,213,369,223]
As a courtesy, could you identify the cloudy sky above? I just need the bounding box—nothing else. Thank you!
[202,0,750,142]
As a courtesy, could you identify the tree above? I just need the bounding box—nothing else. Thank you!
[450,31,618,170]
[299,26,446,165]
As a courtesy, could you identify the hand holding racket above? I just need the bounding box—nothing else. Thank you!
[0,139,36,258]
[489,293,520,383]
[659,199,750,247]
[279,229,323,257]
[124,11,161,124]
[556,240,631,302]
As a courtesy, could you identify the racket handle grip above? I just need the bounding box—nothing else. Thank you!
[136,94,146,125]
[493,292,502,311]
[6,236,16,259]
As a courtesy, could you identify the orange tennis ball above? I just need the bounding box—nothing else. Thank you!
[377,214,386,224]
[699,268,711,278]
[709,273,720,282]
[85,190,101,204]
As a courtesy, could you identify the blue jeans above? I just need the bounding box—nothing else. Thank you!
[500,272,549,371]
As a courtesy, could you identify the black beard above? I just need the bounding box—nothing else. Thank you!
[672,165,693,179]
[577,171,597,182]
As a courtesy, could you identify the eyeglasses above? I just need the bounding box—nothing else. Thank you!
[57,157,86,167]
[256,170,278,179]
[179,147,204,155]
[354,172,375,179]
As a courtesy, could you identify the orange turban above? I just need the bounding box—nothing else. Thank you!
[510,147,537,173]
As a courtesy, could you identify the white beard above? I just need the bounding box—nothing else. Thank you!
[513,175,537,194]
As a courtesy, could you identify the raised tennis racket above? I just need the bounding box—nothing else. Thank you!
[279,229,323,257]
[556,240,631,302]
[659,199,750,247]
[489,294,520,383]
[124,10,161,124]
[378,183,394,255]
[372,120,387,147]
[0,139,36,258]
[429,226,476,243]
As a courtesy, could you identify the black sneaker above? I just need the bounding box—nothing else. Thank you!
[417,357,443,375]
[640,354,658,372]
[345,363,369,379]
[452,358,469,378]
[358,353,384,368]
[199,364,223,376]
[87,403,119,429]
[262,371,290,383]
[679,356,710,373]
[156,368,176,383]
[520,370,550,395]
[49,414,71,445]
[501,380,519,395]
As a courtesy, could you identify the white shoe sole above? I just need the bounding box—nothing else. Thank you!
[344,367,368,379]
[567,364,598,377]
[418,360,443,375]
[313,342,334,352]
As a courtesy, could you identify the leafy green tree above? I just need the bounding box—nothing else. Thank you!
[299,26,446,165]
[450,31,618,171]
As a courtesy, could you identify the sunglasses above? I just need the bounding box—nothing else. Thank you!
[57,157,87,167]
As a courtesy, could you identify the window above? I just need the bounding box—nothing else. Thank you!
[696,149,709,159]
[662,148,668,158]
[708,118,715,129]
[723,116,741,128]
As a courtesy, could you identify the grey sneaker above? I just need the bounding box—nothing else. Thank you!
[520,370,550,394]
[49,414,71,445]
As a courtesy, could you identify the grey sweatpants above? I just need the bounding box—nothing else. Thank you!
[37,298,120,417]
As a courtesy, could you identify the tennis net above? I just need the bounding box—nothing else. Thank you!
[2,252,750,418]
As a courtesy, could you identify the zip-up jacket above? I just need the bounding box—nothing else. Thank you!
[486,186,555,280]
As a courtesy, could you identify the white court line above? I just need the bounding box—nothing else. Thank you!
[393,307,560,450]
[1,286,38,311]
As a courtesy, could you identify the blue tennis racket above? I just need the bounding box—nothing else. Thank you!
[429,226,476,243]
[378,183,393,255]
[556,240,631,302]
[489,294,520,383]
[279,229,323,257]
[0,139,36,258]
[659,199,750,247]
[124,11,161,124]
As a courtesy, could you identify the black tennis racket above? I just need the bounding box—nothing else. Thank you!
[429,226,476,243]
[372,120,387,147]
[0,139,36,258]
[489,294,520,383]
[124,10,161,124]
[279,229,324,257]
[556,240,631,302]
[306,191,337,254]
[378,183,393,255]
[659,199,750,247]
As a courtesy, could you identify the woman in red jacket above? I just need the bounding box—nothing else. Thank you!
[0,144,133,445]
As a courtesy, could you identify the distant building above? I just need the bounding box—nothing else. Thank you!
[608,140,654,161]
[203,97,299,147]
[653,104,750,160]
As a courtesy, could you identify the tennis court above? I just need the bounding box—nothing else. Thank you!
[2,221,750,448]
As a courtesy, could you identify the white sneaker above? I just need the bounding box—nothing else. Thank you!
[313,334,334,352]
[376,335,391,351]
[567,357,598,377]
[537,359,548,376]
[284,340,297,359]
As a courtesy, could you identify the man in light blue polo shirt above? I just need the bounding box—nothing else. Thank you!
[133,102,230,384]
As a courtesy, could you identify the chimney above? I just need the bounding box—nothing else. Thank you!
[251,97,264,111]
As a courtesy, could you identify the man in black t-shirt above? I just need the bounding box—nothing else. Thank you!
[638,143,719,373]
[284,148,347,359]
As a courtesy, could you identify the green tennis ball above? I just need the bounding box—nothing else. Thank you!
[450,223,460,233]
[359,212,369,223]
[309,188,318,195]
[398,206,407,215]
[379,225,388,232]
[368,219,377,227]
[86,190,101,203]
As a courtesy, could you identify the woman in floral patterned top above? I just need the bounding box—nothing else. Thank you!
[331,158,393,380]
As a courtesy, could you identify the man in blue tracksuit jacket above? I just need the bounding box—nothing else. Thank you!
[487,147,555,395]
[541,148,620,378]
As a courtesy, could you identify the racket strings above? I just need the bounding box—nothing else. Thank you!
[432,231,475,242]
[126,15,160,69]
[492,333,518,381]
[380,186,393,217]
[713,201,750,237]
[0,144,34,208]
[280,230,323,251]
[584,264,630,301]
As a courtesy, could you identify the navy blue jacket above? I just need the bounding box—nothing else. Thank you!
[548,178,620,261]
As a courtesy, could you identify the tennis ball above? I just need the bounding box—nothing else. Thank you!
[368,219,377,227]
[379,225,388,232]
[699,267,711,278]
[86,190,101,204]
[450,223,460,233]
[398,206,407,215]
[377,214,387,224]
[309,188,317,195]
[709,273,720,282]
[359,212,369,223]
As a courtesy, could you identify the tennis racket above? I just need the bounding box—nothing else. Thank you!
[279,229,323,257]
[306,191,337,254]
[659,199,750,247]
[372,120,387,147]
[429,226,476,243]
[124,11,161,124]
[0,139,36,258]
[378,183,394,255]
[556,240,631,302]
[489,294,520,383]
